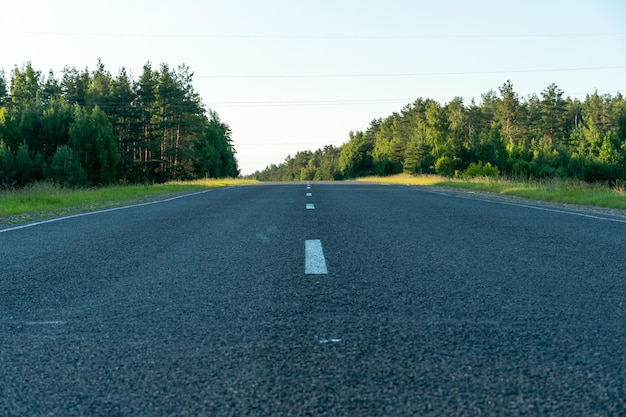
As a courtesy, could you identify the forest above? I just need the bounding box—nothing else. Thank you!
[0,61,239,188]
[254,82,626,185]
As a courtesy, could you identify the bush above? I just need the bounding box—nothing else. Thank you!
[582,160,623,183]
[463,161,499,178]
[434,156,463,177]
[0,140,16,188]
[44,145,88,187]
[566,156,584,180]
[14,144,44,187]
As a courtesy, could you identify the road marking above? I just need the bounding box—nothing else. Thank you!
[319,338,342,344]
[306,185,311,189]
[420,188,626,224]
[255,233,271,243]
[306,203,315,210]
[306,192,312,197]
[24,321,66,326]
[0,189,214,233]
[452,194,626,224]
[305,239,328,274]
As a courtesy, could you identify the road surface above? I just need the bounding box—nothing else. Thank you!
[1,183,625,416]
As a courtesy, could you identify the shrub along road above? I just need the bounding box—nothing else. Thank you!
[1,183,625,416]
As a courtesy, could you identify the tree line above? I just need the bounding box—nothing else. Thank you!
[254,81,626,184]
[0,61,239,188]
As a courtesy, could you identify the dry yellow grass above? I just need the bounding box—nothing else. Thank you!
[358,174,626,210]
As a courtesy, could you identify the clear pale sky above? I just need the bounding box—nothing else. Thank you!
[2,0,625,174]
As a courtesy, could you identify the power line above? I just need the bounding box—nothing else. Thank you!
[195,66,626,79]
[26,88,622,109]
[3,31,625,40]
[211,98,415,108]
[210,89,626,108]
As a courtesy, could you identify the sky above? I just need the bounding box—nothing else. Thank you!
[2,0,625,174]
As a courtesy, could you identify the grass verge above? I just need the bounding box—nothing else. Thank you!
[0,178,258,224]
[358,174,626,210]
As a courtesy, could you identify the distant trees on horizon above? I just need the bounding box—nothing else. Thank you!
[0,61,239,188]
[254,81,626,185]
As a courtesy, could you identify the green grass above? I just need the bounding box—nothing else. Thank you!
[3,175,625,224]
[0,178,259,221]
[358,174,626,210]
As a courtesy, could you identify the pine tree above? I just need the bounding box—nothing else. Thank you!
[45,145,87,186]
[540,83,567,144]
[69,105,118,185]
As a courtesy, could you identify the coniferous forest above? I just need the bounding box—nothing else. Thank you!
[0,61,239,188]
[254,81,626,185]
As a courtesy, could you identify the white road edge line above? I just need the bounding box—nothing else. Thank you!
[423,188,626,224]
[459,195,626,224]
[0,189,213,233]
[306,203,315,210]
[305,239,328,275]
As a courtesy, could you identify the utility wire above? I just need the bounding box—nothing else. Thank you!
[4,31,626,40]
[210,90,626,108]
[30,88,623,109]
[196,66,626,79]
[212,99,415,108]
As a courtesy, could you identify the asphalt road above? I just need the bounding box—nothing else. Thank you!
[1,183,626,416]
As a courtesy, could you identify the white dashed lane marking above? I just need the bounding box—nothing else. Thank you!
[304,184,327,274]
[319,338,342,344]
[305,239,328,275]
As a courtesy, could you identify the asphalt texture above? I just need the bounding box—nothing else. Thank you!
[1,183,626,416]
